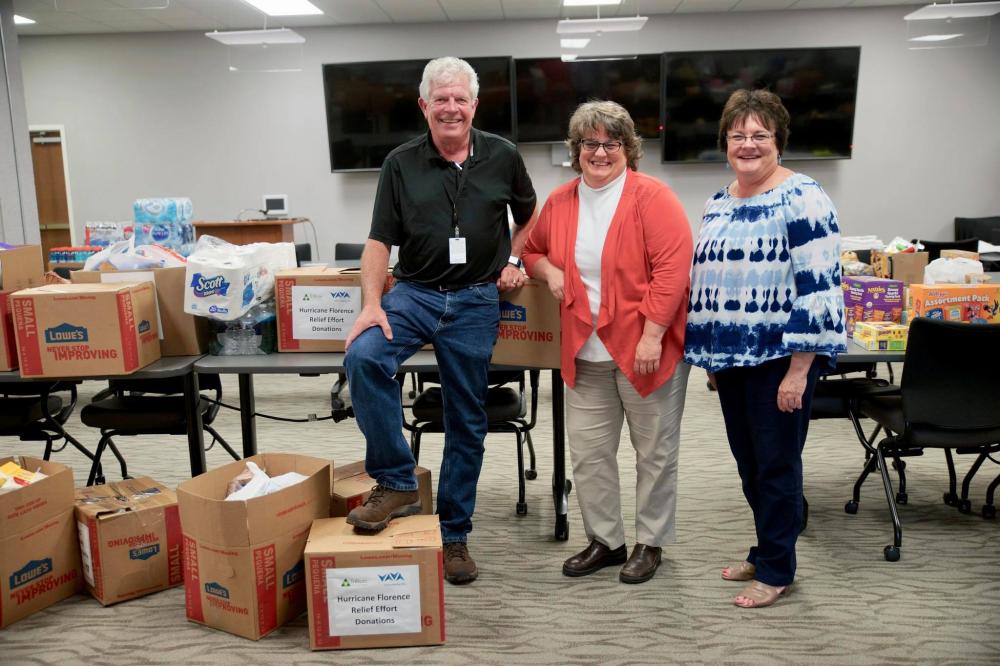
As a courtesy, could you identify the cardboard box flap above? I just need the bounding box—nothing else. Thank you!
[75,477,176,519]
[306,515,441,553]
[13,282,143,296]
[332,461,367,482]
[0,456,74,533]
[0,246,45,290]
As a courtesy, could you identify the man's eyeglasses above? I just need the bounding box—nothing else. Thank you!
[579,139,623,153]
[727,132,773,145]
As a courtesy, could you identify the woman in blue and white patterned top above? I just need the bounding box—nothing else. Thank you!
[684,89,847,609]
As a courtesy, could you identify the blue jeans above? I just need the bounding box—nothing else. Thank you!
[344,280,499,544]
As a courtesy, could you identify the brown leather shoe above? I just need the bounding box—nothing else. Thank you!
[443,542,478,584]
[346,485,421,533]
[562,540,628,577]
[619,544,662,584]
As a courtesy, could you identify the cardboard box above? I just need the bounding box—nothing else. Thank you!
[0,246,46,371]
[0,456,82,629]
[11,283,161,378]
[331,462,433,518]
[852,321,908,351]
[177,453,332,640]
[492,279,561,368]
[841,276,904,337]
[304,515,445,650]
[71,266,208,356]
[909,284,1000,324]
[870,250,928,286]
[276,267,397,353]
[940,249,979,261]
[74,477,182,606]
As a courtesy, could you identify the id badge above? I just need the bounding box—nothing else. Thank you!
[449,237,467,264]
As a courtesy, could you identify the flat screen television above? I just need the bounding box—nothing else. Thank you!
[515,55,661,143]
[323,57,514,172]
[661,47,860,163]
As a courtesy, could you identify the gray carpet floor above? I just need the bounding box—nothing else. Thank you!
[3,369,1000,665]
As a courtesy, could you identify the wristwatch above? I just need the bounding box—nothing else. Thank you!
[507,255,523,269]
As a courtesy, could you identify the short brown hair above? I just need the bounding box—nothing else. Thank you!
[566,100,643,174]
[718,89,790,155]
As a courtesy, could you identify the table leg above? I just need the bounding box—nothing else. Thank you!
[184,371,206,476]
[238,373,257,457]
[551,369,569,541]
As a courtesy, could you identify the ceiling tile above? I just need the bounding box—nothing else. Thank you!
[790,0,853,8]
[732,0,797,10]
[375,0,447,22]
[675,0,741,13]
[311,0,392,24]
[439,0,504,21]
[500,0,561,19]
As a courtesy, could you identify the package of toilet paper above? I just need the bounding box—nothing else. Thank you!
[184,235,296,321]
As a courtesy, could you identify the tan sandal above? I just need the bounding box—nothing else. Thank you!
[733,580,788,608]
[721,561,756,581]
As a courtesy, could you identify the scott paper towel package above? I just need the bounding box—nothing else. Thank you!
[133,198,195,256]
[184,235,296,321]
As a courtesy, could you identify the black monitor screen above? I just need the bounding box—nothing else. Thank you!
[661,47,860,163]
[515,55,661,143]
[323,57,514,171]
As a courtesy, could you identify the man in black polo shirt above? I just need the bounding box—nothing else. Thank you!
[344,56,537,584]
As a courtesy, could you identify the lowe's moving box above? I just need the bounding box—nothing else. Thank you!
[0,245,46,371]
[71,267,208,356]
[304,515,445,650]
[331,462,433,518]
[275,267,396,352]
[74,477,182,606]
[177,453,331,640]
[0,456,82,629]
[11,282,161,378]
[492,279,560,368]
[909,284,1000,324]
[841,276,904,337]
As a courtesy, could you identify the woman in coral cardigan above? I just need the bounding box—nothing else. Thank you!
[523,101,693,584]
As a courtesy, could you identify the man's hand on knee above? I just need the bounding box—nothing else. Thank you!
[345,305,393,350]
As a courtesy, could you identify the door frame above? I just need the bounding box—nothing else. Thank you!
[29,123,76,244]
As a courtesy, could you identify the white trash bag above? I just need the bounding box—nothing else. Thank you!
[923,257,984,285]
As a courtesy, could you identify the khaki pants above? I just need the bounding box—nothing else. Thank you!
[566,360,690,548]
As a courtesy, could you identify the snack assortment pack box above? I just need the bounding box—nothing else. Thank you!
[11,282,161,377]
[331,462,433,518]
[909,284,1000,324]
[0,245,46,371]
[304,515,445,650]
[0,457,82,629]
[841,276,904,337]
[177,453,331,640]
[492,279,561,368]
[851,321,908,351]
[74,477,183,606]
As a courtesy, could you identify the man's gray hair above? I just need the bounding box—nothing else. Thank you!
[419,57,479,102]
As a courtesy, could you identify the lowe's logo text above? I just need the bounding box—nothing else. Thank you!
[130,544,160,561]
[283,560,304,588]
[137,320,151,334]
[10,558,53,589]
[378,572,405,583]
[44,323,88,344]
[205,582,230,598]
[190,273,230,298]
[499,302,527,322]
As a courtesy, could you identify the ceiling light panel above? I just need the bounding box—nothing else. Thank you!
[556,16,648,32]
[206,28,305,45]
[241,0,323,17]
[904,1,1000,20]
[563,0,622,6]
[560,38,591,47]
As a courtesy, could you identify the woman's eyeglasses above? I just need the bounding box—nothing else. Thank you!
[727,132,773,145]
[579,139,623,153]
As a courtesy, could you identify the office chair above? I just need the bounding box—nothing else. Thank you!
[912,237,979,262]
[79,373,238,485]
[0,381,100,468]
[853,318,1000,561]
[404,369,539,516]
[334,243,365,262]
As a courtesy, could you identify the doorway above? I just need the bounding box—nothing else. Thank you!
[29,126,74,268]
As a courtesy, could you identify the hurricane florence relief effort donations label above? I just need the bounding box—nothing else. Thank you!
[326,565,421,635]
[291,286,361,340]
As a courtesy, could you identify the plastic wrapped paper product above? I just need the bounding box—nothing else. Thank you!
[132,198,195,256]
[208,300,276,355]
[224,461,308,501]
[184,235,296,321]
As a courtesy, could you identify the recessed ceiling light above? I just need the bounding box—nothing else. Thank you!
[563,0,622,6]
[557,16,648,33]
[904,1,1000,20]
[241,0,322,17]
[909,33,965,41]
[560,38,591,48]
[13,15,36,25]
[205,28,305,45]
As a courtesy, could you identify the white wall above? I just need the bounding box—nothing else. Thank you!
[18,7,1000,255]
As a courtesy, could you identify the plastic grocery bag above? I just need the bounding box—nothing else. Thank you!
[923,257,984,284]
[83,237,187,271]
[224,461,308,501]
[184,235,296,321]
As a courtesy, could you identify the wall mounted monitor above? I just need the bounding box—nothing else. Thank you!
[515,55,661,143]
[323,56,514,172]
[661,47,861,163]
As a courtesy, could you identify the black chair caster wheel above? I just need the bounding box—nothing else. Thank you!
[983,505,997,520]
[565,479,572,493]
[958,499,972,514]
[844,500,859,515]
[943,492,958,506]
[516,502,527,516]
[883,545,901,562]
[524,470,537,480]
[896,492,908,505]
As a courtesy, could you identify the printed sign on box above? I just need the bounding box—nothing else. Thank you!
[0,245,46,371]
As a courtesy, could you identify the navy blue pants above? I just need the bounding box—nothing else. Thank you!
[714,356,821,587]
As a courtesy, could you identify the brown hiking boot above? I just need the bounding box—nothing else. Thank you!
[346,485,421,533]
[443,542,478,584]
